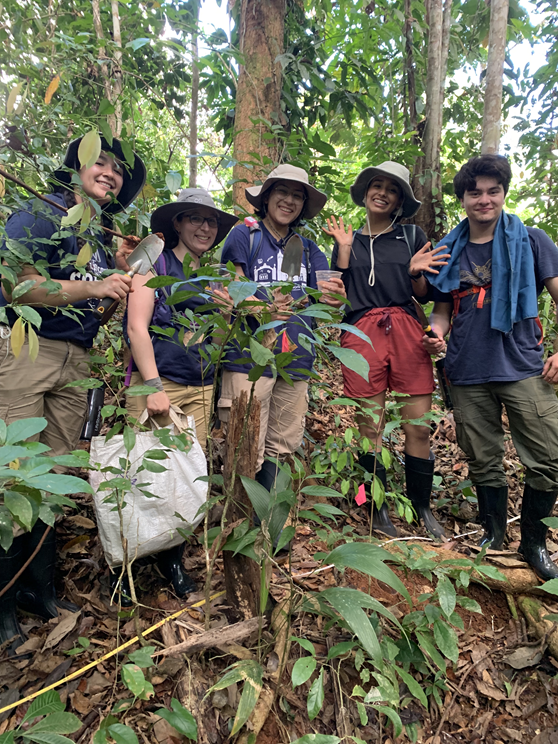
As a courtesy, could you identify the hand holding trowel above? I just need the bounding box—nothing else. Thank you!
[412,297,453,410]
[93,233,165,324]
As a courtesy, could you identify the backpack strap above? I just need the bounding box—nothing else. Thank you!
[401,224,417,259]
[245,217,263,271]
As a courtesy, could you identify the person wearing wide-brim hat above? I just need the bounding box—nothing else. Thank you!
[323,161,451,539]
[217,164,347,494]
[0,133,146,649]
[122,188,237,604]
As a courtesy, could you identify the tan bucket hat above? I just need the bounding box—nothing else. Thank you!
[151,188,238,249]
[350,161,421,219]
[245,164,327,219]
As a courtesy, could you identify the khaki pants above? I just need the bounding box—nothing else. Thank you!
[125,372,212,445]
[217,370,309,470]
[452,375,558,491]
[0,334,89,456]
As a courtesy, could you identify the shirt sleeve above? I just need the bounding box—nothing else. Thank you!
[1,200,62,264]
[432,287,453,303]
[221,224,251,277]
[528,228,558,284]
[307,240,329,289]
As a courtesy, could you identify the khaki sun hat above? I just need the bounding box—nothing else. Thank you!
[245,164,328,220]
[151,188,238,249]
[350,161,421,219]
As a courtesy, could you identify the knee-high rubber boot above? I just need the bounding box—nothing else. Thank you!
[518,484,558,581]
[475,485,508,550]
[16,524,79,619]
[256,459,280,493]
[109,568,133,608]
[0,537,25,653]
[157,544,196,597]
[359,453,397,537]
[405,452,445,538]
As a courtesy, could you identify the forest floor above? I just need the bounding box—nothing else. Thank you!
[1,361,558,744]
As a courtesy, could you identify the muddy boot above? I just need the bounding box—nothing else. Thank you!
[405,452,445,538]
[110,568,133,608]
[16,523,78,619]
[518,484,558,581]
[157,544,196,597]
[359,453,397,537]
[0,536,25,654]
[475,485,508,550]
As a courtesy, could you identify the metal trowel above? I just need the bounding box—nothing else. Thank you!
[280,234,304,281]
[93,233,165,324]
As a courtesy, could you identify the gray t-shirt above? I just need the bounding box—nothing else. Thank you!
[432,227,558,386]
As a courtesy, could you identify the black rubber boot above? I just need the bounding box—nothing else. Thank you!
[110,569,133,607]
[157,544,196,597]
[359,453,397,537]
[0,536,25,654]
[475,485,508,550]
[16,523,79,619]
[405,452,445,538]
[518,484,558,581]
[256,459,280,492]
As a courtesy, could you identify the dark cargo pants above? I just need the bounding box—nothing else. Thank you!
[452,375,558,491]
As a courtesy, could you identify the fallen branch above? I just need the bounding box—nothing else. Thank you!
[517,595,558,660]
[154,617,264,658]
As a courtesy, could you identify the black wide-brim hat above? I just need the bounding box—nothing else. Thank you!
[51,135,147,214]
[151,188,238,250]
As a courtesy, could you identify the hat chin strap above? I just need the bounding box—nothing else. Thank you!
[366,212,399,287]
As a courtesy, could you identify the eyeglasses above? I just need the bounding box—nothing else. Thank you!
[184,215,220,229]
[273,186,307,204]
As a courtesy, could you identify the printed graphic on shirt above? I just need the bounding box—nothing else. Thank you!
[69,249,106,309]
[254,249,308,286]
[460,258,492,287]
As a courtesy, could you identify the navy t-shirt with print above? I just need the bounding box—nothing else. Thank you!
[221,222,329,379]
[432,227,558,385]
[127,248,215,387]
[0,194,110,348]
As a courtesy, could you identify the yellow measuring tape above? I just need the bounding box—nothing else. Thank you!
[0,591,226,716]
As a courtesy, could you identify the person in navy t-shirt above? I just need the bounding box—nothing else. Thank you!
[424,154,558,581]
[217,165,346,492]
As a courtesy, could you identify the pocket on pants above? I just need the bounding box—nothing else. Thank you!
[535,398,558,459]
[452,406,475,462]
[217,396,232,423]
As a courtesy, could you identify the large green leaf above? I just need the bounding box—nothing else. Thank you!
[240,475,271,522]
[26,713,81,734]
[292,656,316,687]
[376,706,403,738]
[290,737,340,744]
[230,661,264,736]
[121,665,146,697]
[433,619,459,663]
[23,734,75,744]
[155,700,197,741]
[307,669,325,721]
[326,346,369,381]
[106,724,138,744]
[22,474,93,495]
[22,691,64,724]
[321,587,383,665]
[5,418,47,445]
[228,280,258,306]
[436,574,456,619]
[4,490,33,530]
[394,667,428,708]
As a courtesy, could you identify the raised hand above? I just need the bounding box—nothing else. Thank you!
[115,235,141,271]
[409,243,451,276]
[322,215,353,246]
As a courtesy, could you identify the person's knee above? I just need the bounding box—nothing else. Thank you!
[402,423,430,445]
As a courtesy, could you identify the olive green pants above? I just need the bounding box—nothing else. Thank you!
[452,375,558,491]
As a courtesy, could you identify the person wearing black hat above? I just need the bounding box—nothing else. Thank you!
[323,161,450,539]
[120,188,237,602]
[0,135,146,649]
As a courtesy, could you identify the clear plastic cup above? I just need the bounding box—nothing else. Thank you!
[209,263,230,291]
[315,270,343,301]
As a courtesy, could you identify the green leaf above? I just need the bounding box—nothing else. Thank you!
[394,667,428,708]
[23,734,76,744]
[230,662,263,736]
[456,596,482,613]
[289,737,340,744]
[155,699,197,741]
[106,724,139,744]
[127,646,155,668]
[321,587,383,664]
[377,706,403,738]
[475,565,507,583]
[0,445,34,467]
[436,575,456,619]
[292,656,316,687]
[126,385,160,396]
[542,517,558,529]
[327,346,369,381]
[165,171,182,193]
[307,669,324,721]
[327,641,356,659]
[120,140,135,169]
[121,665,146,697]
[228,280,258,306]
[61,201,86,227]
[0,732,15,744]
[301,486,342,498]
[274,525,295,553]
[23,474,93,495]
[433,619,459,663]
[123,427,136,454]
[126,38,150,51]
[78,130,102,169]
[6,418,47,445]
[249,337,274,366]
[540,578,558,596]
[5,490,33,530]
[23,690,64,724]
[26,713,81,734]
[12,278,39,300]
[240,476,271,522]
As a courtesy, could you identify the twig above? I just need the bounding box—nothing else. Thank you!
[452,514,520,540]
[0,524,51,600]
[154,616,264,658]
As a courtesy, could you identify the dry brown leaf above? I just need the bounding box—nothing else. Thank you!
[67,515,96,529]
[44,75,60,104]
[477,680,507,701]
[15,637,42,655]
[86,670,113,694]
[43,610,79,651]
[70,689,92,716]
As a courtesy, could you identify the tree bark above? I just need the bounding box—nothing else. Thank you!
[189,0,200,188]
[232,0,286,212]
[481,0,509,154]
[223,389,262,620]
[110,0,123,137]
[404,0,417,135]
[91,0,117,136]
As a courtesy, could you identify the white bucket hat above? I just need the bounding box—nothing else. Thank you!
[350,161,421,219]
[245,164,328,219]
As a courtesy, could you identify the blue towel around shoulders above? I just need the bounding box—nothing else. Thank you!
[429,211,538,333]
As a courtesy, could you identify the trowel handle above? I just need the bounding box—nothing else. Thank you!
[93,263,140,324]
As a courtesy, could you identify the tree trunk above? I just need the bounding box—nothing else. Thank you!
[91,0,117,136]
[110,0,123,137]
[403,0,417,136]
[232,0,286,213]
[481,0,509,154]
[223,390,262,620]
[412,0,451,242]
[189,0,200,188]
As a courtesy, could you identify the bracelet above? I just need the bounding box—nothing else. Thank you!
[408,269,424,280]
[144,376,164,392]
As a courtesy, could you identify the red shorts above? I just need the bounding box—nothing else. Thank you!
[341,307,435,398]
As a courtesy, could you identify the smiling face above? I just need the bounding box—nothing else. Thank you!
[460,176,506,229]
[78,152,124,206]
[173,207,219,257]
[365,176,402,220]
[264,181,306,228]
